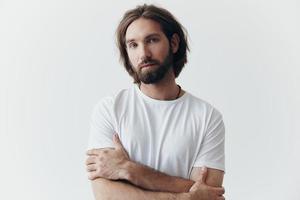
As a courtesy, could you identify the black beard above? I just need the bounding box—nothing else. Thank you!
[137,50,173,84]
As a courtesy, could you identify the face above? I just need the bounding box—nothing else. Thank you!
[125,18,176,84]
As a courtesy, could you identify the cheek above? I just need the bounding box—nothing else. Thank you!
[128,52,138,67]
[152,44,169,59]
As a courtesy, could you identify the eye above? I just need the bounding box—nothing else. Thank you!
[128,42,137,49]
[148,38,159,43]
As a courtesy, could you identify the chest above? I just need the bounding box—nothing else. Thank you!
[117,105,205,169]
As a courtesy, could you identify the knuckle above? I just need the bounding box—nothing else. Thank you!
[90,149,96,155]
[88,168,93,172]
[99,156,104,162]
[103,150,109,154]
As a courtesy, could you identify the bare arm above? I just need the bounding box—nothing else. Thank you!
[87,134,194,193]
[91,178,189,200]
[87,135,224,193]
[87,135,225,199]
[190,167,224,187]
[90,168,224,200]
[125,160,194,192]
[123,164,224,193]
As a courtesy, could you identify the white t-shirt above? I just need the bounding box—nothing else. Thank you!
[88,84,225,179]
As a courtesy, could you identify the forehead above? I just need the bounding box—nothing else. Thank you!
[125,18,165,41]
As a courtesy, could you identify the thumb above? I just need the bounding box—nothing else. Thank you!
[199,166,208,183]
[113,133,123,149]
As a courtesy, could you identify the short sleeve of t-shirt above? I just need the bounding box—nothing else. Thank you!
[193,108,225,172]
[87,97,115,150]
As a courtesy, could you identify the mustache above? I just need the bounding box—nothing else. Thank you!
[138,59,159,68]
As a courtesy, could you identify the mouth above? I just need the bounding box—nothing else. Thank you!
[141,63,156,68]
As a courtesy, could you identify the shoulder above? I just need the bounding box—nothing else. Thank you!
[185,92,223,119]
[92,87,133,113]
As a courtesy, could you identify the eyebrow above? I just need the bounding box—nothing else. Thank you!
[126,33,161,44]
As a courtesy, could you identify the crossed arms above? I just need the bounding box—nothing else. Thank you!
[86,134,225,200]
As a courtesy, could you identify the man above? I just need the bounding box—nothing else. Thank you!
[86,4,225,200]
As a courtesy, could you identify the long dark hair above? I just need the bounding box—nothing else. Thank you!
[116,4,190,84]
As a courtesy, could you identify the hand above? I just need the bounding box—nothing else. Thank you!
[86,133,130,180]
[189,167,225,200]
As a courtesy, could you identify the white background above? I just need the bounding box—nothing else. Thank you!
[0,0,299,199]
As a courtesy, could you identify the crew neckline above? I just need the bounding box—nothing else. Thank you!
[133,84,188,105]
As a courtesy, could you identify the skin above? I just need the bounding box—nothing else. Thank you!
[126,17,182,100]
[86,134,194,193]
[86,134,225,200]
[87,17,225,200]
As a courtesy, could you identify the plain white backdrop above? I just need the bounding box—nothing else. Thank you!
[1,0,299,199]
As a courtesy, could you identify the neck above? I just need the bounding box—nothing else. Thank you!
[138,70,183,100]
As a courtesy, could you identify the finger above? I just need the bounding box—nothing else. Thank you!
[87,171,98,180]
[189,181,202,192]
[86,149,100,156]
[217,196,225,200]
[113,133,124,149]
[85,156,97,165]
[215,186,225,195]
[199,166,208,183]
[86,164,97,172]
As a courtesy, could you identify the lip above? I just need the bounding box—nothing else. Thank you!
[141,63,156,68]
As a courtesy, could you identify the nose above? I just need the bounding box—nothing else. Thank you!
[139,44,152,62]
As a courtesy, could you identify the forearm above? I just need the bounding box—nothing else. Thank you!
[125,161,195,193]
[91,178,190,200]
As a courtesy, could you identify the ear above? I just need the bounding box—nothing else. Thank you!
[170,33,180,54]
